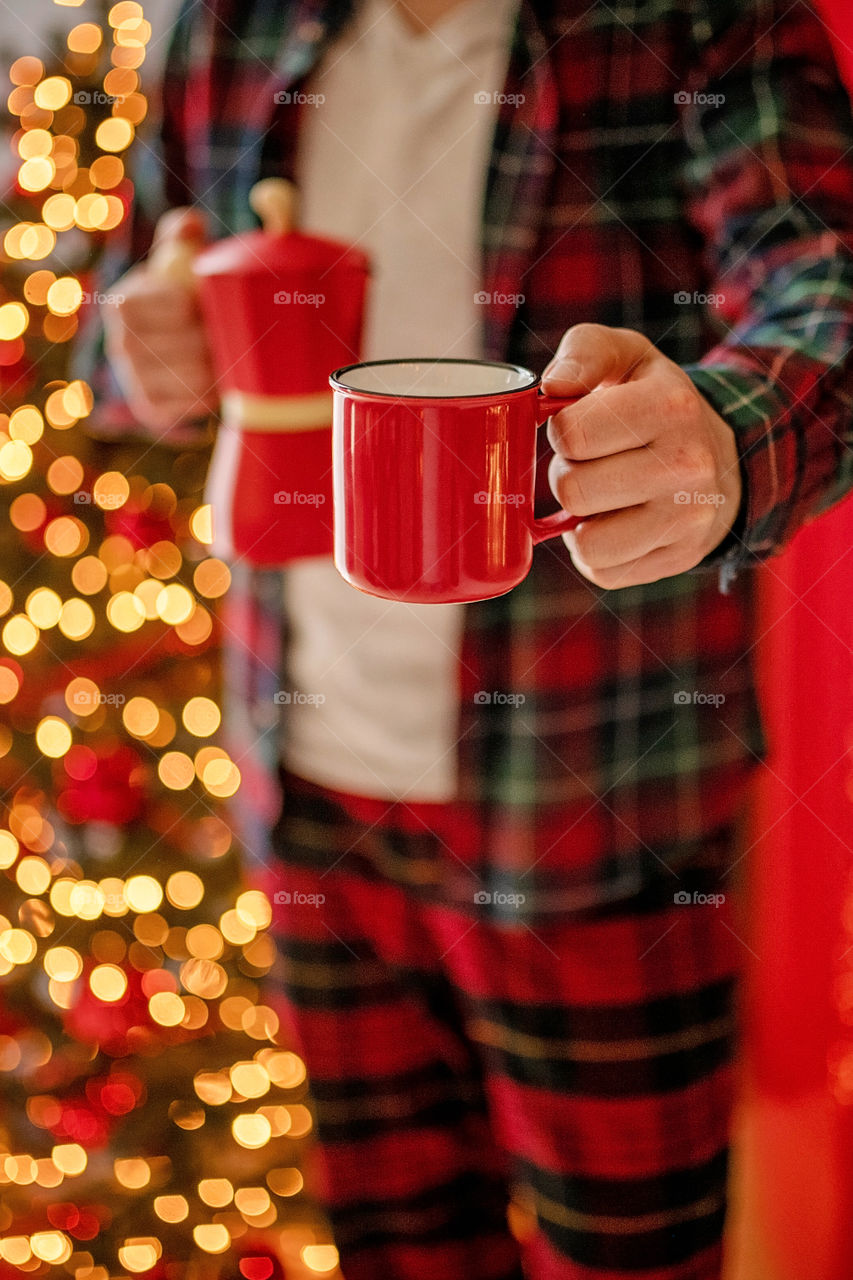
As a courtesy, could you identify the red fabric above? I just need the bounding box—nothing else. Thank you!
[746,7,853,1278]
[269,774,739,1280]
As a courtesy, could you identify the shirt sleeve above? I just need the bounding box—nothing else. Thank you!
[678,0,853,588]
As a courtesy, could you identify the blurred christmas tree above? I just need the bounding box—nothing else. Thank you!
[0,5,338,1279]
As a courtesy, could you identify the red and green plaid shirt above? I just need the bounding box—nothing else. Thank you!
[140,0,853,916]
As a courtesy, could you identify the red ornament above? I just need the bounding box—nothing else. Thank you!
[57,742,147,825]
[61,962,150,1058]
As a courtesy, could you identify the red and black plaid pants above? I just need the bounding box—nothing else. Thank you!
[269,773,741,1280]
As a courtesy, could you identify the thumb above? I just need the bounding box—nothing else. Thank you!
[148,207,207,285]
[152,206,207,249]
[542,323,653,393]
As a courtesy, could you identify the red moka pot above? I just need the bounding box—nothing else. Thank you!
[193,183,370,566]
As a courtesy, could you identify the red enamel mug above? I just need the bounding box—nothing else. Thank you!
[330,358,581,604]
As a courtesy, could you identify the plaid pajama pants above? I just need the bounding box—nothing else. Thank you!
[268,773,741,1280]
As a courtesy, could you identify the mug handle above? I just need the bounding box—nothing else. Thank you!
[531,389,582,545]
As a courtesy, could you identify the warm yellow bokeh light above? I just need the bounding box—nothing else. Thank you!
[182,696,220,737]
[155,583,194,625]
[34,78,72,111]
[158,751,195,791]
[0,831,20,869]
[90,155,124,188]
[124,875,163,913]
[51,1144,87,1176]
[106,591,146,633]
[154,1196,188,1223]
[148,991,185,1027]
[47,455,84,495]
[27,588,62,630]
[89,964,128,1002]
[16,857,50,896]
[3,615,39,657]
[71,555,108,595]
[10,57,44,86]
[192,1225,230,1255]
[236,890,273,930]
[43,946,83,982]
[198,1179,233,1208]
[267,1167,304,1197]
[68,23,103,53]
[0,303,29,340]
[58,598,96,641]
[234,1187,271,1217]
[0,440,33,482]
[18,224,55,259]
[166,871,204,910]
[118,1243,161,1274]
[122,696,159,738]
[30,1233,71,1265]
[232,1113,272,1149]
[18,129,51,159]
[0,667,19,705]
[75,192,110,230]
[194,1072,232,1106]
[193,558,231,598]
[302,1246,340,1275]
[68,881,105,921]
[230,1062,270,1100]
[46,277,84,317]
[95,117,134,152]
[0,929,38,965]
[18,157,55,192]
[42,193,76,232]
[65,676,100,716]
[93,471,130,510]
[9,406,44,444]
[45,517,87,557]
[202,757,241,798]
[114,1159,150,1189]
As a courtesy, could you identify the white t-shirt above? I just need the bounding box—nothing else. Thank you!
[282,0,519,801]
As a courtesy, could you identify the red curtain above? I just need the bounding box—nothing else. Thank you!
[735,5,853,1276]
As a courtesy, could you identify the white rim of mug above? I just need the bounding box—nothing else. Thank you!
[329,358,540,399]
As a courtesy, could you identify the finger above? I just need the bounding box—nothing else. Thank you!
[547,373,687,459]
[568,540,696,590]
[565,503,682,570]
[548,447,672,518]
[542,324,653,394]
[116,288,203,331]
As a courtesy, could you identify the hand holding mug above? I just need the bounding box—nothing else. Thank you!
[101,208,218,442]
[544,324,743,588]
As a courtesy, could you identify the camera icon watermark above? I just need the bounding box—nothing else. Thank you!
[673,290,725,306]
[274,691,326,706]
[473,290,525,307]
[674,491,726,507]
[73,90,125,106]
[474,890,526,907]
[74,490,125,508]
[83,290,126,307]
[273,890,326,906]
[673,690,726,708]
[273,291,325,307]
[674,890,726,907]
[473,91,525,107]
[674,91,725,108]
[69,689,126,710]
[273,90,326,106]
[474,691,526,707]
[273,491,326,506]
[474,491,525,507]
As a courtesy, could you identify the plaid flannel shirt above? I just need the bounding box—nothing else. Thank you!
[154,0,853,917]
